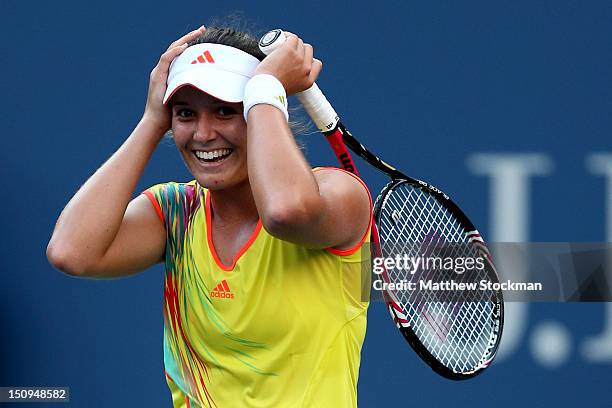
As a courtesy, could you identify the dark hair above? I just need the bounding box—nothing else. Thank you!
[188,26,266,61]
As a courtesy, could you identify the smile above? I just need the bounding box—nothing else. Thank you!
[193,148,233,163]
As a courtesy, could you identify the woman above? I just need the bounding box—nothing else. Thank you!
[47,25,372,407]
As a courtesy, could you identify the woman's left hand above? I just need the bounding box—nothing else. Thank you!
[254,32,322,95]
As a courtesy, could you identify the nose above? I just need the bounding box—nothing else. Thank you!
[193,112,217,143]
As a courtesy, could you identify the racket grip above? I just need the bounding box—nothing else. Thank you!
[296,84,339,133]
[259,29,339,133]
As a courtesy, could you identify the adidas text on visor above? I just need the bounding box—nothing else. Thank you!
[163,43,260,105]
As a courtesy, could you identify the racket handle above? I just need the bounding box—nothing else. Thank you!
[258,29,339,133]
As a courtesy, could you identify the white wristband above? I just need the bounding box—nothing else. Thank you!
[243,74,289,122]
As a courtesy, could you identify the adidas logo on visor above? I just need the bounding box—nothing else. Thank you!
[163,44,261,105]
[191,50,215,64]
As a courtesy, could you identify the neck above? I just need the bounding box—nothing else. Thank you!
[207,181,259,226]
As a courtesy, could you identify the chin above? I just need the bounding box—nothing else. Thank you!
[196,178,227,190]
[193,172,248,191]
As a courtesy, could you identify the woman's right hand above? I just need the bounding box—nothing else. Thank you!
[142,26,207,132]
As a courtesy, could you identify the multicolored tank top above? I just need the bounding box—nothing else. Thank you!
[143,168,371,407]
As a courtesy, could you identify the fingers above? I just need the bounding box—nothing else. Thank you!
[258,30,322,93]
[168,25,206,50]
[308,58,323,84]
[151,25,205,83]
[303,43,313,70]
[160,43,188,67]
[160,25,206,74]
[151,43,187,81]
[283,32,299,52]
[283,32,314,71]
[299,40,318,85]
[288,34,320,86]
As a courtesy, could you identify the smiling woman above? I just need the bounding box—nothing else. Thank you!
[46,24,372,408]
[170,88,249,189]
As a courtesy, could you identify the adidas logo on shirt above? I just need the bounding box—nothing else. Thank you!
[210,279,234,299]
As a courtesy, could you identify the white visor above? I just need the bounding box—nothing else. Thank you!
[163,43,260,105]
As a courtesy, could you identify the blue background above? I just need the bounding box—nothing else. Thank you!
[1,0,611,406]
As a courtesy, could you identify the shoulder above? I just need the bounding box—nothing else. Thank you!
[313,167,371,205]
[142,180,203,224]
[312,167,372,251]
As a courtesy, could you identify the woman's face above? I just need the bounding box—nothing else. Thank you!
[170,87,248,190]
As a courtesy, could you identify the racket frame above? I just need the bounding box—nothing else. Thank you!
[257,28,504,380]
[323,122,504,380]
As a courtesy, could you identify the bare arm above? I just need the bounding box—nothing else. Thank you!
[247,34,370,249]
[46,120,165,277]
[47,27,206,277]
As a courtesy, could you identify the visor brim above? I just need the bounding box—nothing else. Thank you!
[163,68,250,105]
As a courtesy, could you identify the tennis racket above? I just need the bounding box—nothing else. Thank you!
[259,29,504,380]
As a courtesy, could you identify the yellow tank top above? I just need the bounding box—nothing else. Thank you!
[144,169,371,408]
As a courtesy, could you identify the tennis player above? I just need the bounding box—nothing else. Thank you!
[47,25,372,407]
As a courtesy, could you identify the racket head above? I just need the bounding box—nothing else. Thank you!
[373,178,504,380]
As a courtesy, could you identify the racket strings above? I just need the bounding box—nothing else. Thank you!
[377,182,496,374]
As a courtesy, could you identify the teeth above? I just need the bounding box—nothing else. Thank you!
[195,149,232,160]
